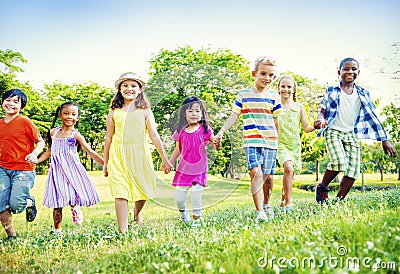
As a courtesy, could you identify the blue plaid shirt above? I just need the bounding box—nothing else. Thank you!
[317,83,388,141]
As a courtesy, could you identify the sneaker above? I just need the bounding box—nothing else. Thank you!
[26,196,37,222]
[316,183,329,204]
[180,210,191,223]
[53,228,63,236]
[256,210,269,222]
[71,205,83,225]
[284,205,294,213]
[263,204,274,219]
[191,219,201,227]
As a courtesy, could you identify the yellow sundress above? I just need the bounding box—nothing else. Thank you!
[108,108,156,201]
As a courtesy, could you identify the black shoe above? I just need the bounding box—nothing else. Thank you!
[26,196,37,222]
[315,183,329,204]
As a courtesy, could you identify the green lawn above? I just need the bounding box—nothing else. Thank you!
[1,172,399,273]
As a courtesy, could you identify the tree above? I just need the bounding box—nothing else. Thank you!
[0,49,27,95]
[381,97,400,179]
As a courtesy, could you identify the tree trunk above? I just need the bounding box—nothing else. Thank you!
[398,165,400,180]
[229,165,234,179]
[376,162,384,181]
[315,160,319,182]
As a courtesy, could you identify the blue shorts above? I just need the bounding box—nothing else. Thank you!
[0,167,35,214]
[244,147,277,174]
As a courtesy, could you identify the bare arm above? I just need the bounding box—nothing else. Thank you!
[37,149,51,164]
[169,142,181,165]
[103,110,115,177]
[145,110,172,173]
[300,104,315,133]
[75,132,104,165]
[274,116,279,135]
[317,108,328,127]
[214,112,239,143]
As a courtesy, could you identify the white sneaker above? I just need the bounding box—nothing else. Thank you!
[263,204,275,219]
[53,228,63,236]
[256,210,269,222]
[191,219,201,227]
[180,210,191,223]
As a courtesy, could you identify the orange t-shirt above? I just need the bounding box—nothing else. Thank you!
[0,115,42,171]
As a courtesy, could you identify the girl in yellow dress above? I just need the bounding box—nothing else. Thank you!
[103,72,172,233]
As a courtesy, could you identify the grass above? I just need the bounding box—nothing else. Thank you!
[0,172,399,273]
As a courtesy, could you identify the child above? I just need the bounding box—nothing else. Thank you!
[0,89,45,238]
[103,72,172,233]
[276,75,315,212]
[38,102,103,234]
[169,96,218,226]
[314,57,397,204]
[214,56,282,222]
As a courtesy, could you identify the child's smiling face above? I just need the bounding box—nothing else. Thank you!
[59,104,80,127]
[338,60,360,84]
[120,80,142,102]
[2,95,22,116]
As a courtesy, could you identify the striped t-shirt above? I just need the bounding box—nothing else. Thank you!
[232,87,282,149]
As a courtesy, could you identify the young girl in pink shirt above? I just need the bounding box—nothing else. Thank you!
[169,96,218,226]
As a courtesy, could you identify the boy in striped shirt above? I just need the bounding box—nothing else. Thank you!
[214,56,281,222]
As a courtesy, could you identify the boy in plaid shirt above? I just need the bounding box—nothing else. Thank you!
[314,57,397,204]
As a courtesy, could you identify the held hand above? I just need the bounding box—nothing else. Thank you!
[213,141,220,150]
[382,141,397,158]
[103,166,108,177]
[214,131,224,144]
[25,153,39,164]
[313,119,327,129]
[161,159,173,174]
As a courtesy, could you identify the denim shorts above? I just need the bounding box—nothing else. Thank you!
[244,147,277,174]
[0,167,35,214]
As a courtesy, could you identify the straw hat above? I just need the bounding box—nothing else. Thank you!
[114,72,146,90]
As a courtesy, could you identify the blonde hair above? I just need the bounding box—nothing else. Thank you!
[253,56,277,71]
[278,74,297,102]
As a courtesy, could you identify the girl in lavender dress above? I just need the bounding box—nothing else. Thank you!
[38,102,103,234]
[169,96,218,226]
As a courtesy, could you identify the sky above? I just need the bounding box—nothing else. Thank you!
[1,0,399,107]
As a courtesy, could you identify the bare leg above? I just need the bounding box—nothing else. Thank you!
[282,161,294,207]
[0,209,16,237]
[321,170,340,187]
[53,208,63,229]
[263,174,273,205]
[115,198,129,233]
[134,200,146,225]
[249,167,264,211]
[336,176,355,199]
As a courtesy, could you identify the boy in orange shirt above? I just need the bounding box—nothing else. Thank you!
[0,89,45,238]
